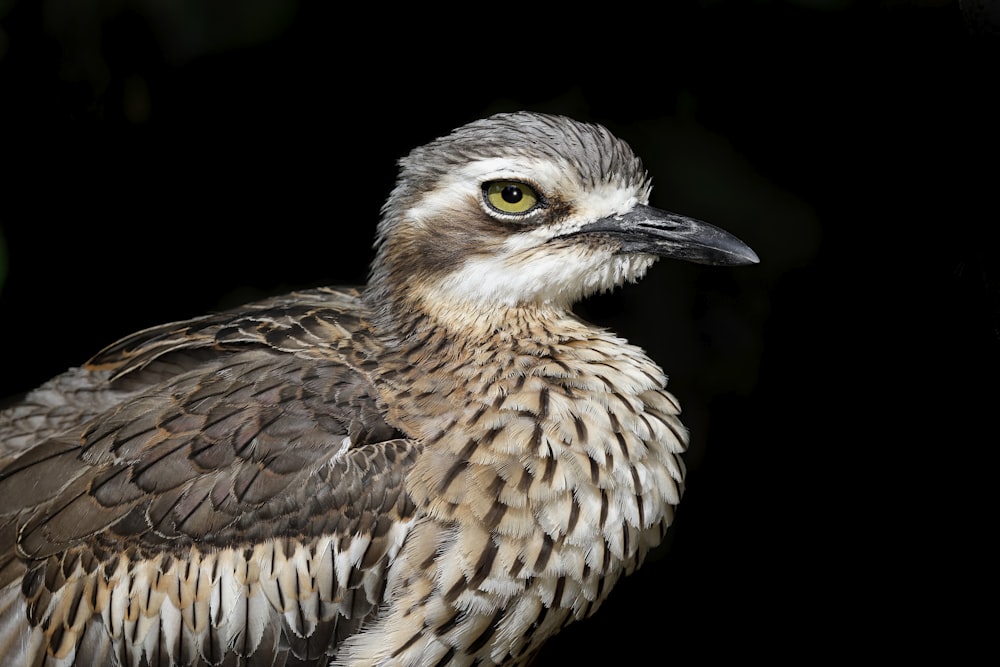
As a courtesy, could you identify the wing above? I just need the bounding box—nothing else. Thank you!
[0,287,421,667]
[0,287,373,460]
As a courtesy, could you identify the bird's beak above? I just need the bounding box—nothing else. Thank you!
[565,204,759,266]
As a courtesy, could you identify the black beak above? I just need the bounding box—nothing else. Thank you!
[565,204,759,266]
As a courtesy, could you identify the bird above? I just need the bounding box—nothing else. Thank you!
[0,111,758,667]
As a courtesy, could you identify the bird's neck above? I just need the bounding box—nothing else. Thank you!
[363,288,669,442]
[364,284,580,352]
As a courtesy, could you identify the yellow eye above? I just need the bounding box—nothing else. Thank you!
[484,181,541,215]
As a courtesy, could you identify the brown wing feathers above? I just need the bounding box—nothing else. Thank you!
[0,288,417,666]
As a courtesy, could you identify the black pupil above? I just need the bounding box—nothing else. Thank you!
[501,185,523,204]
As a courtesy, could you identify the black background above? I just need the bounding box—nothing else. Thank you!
[1,1,997,662]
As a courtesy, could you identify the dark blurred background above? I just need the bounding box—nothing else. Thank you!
[1,0,997,662]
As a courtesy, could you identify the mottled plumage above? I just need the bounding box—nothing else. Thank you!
[0,112,757,666]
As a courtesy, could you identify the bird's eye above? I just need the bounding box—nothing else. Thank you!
[484,181,541,215]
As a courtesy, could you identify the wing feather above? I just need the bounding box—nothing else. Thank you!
[0,287,421,666]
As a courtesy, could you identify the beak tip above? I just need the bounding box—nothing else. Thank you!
[710,235,759,267]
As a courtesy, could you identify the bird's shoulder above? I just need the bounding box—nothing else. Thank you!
[1,286,378,455]
[89,285,373,376]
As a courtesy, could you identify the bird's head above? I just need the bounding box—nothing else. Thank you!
[366,112,758,330]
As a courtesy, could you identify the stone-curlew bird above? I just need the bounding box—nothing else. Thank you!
[0,112,758,666]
